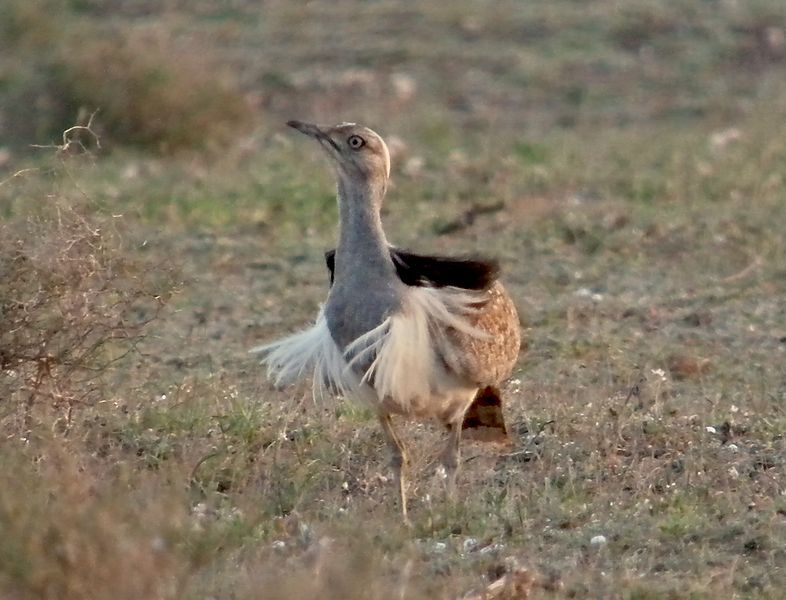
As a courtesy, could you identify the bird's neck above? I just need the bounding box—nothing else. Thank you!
[335,177,395,281]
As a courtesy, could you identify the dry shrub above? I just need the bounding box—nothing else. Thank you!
[0,1,74,147]
[54,25,252,152]
[186,523,422,600]
[0,0,64,50]
[0,448,420,600]
[249,544,411,600]
[1,0,252,152]
[0,446,187,600]
[0,200,173,432]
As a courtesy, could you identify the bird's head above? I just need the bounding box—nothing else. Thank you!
[287,120,391,193]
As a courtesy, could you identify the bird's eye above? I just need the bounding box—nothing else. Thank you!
[347,135,365,150]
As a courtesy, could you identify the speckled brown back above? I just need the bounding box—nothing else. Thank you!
[443,281,521,386]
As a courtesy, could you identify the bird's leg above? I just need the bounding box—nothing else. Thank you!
[378,413,410,521]
[440,421,463,499]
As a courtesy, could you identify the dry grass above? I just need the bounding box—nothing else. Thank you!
[0,446,187,600]
[2,1,786,598]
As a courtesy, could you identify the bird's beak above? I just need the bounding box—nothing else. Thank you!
[287,120,340,157]
[286,120,322,138]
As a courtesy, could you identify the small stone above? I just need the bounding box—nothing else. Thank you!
[710,127,742,151]
[463,537,479,553]
[590,535,607,546]
[479,542,506,555]
[706,426,717,434]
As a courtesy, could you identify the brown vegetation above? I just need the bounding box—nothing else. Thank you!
[1,0,251,153]
[0,193,173,434]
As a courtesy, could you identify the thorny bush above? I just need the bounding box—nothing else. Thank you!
[0,202,174,434]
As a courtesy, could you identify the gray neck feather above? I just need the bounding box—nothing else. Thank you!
[326,174,401,352]
[334,176,395,281]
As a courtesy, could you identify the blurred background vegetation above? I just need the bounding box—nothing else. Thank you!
[1,1,785,599]
[3,0,786,229]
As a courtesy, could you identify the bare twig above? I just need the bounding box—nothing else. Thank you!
[623,373,646,406]
[30,109,101,155]
[718,254,763,283]
[189,450,224,487]
[0,168,40,188]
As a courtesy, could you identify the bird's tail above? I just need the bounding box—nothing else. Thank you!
[461,386,512,445]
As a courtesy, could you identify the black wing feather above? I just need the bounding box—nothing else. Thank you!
[324,247,498,291]
[326,249,337,286]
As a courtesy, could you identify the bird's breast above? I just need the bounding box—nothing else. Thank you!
[324,277,403,352]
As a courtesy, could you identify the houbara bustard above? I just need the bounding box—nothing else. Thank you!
[253,120,520,517]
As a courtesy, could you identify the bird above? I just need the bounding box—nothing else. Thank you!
[252,120,520,518]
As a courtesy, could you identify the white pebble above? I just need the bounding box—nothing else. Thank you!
[590,535,607,546]
[705,426,717,434]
